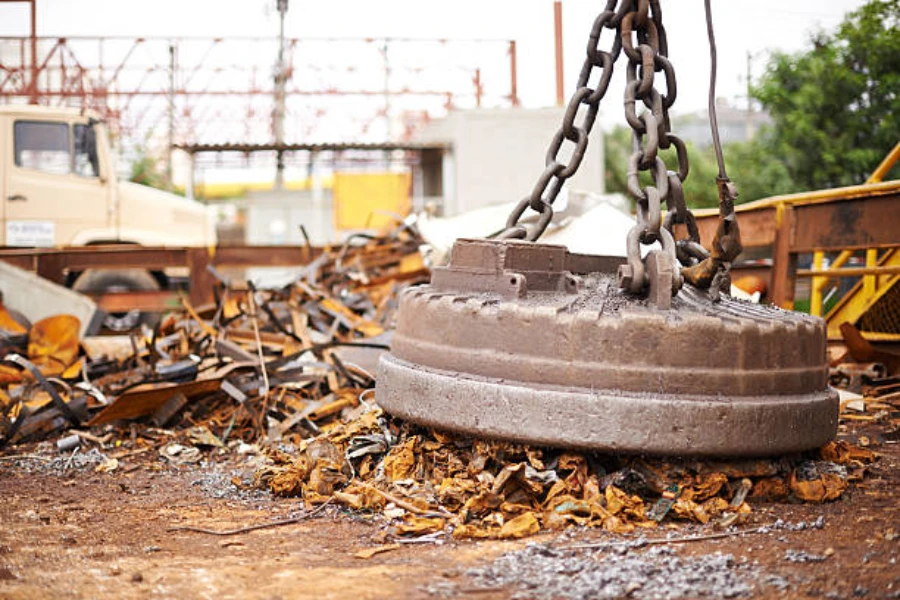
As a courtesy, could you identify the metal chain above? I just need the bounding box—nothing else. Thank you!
[615,0,688,303]
[496,0,738,309]
[496,1,620,242]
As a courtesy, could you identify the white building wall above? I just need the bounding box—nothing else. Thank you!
[245,189,335,246]
[416,107,605,216]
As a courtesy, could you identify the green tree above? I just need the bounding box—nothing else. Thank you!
[752,0,900,188]
[724,135,795,202]
[604,125,763,209]
[129,145,173,192]
[605,0,898,209]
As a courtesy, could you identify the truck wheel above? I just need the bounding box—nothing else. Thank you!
[72,269,160,332]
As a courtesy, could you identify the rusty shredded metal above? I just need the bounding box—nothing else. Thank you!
[255,405,878,540]
[0,222,427,450]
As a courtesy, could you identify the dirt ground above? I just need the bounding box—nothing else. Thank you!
[1,424,898,600]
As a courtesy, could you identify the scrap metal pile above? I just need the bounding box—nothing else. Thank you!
[0,217,894,542]
[254,406,880,540]
[0,223,428,452]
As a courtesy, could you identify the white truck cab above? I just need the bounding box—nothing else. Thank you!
[0,104,214,330]
[0,104,212,247]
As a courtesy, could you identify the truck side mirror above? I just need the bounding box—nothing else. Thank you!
[75,121,101,178]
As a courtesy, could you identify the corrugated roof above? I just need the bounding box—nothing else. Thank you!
[173,141,448,154]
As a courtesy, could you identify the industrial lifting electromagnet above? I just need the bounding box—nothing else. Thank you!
[375,0,838,457]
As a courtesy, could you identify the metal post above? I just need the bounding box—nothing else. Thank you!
[167,43,176,189]
[474,68,482,108]
[771,203,797,310]
[866,141,900,184]
[382,39,391,138]
[554,0,564,106]
[864,248,878,298]
[29,0,37,103]
[810,250,824,317]
[273,0,288,190]
[382,40,392,167]
[745,50,753,140]
[185,152,195,201]
[310,150,322,204]
[509,40,519,107]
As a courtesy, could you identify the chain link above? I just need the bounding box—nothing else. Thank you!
[617,0,686,304]
[495,0,737,308]
[495,6,620,242]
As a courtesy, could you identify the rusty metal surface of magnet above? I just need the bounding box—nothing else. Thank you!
[376,239,838,457]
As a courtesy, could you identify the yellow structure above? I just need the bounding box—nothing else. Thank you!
[178,175,335,200]
[332,172,412,232]
[816,248,900,341]
[810,142,900,341]
[692,142,899,341]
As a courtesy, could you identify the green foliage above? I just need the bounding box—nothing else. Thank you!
[603,124,632,201]
[724,134,796,201]
[604,126,791,209]
[752,0,900,188]
[603,125,721,209]
[604,0,899,209]
[129,148,170,191]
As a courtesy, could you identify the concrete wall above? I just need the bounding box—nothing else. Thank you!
[416,107,605,216]
[244,189,335,246]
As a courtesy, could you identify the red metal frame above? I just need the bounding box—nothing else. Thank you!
[0,33,519,147]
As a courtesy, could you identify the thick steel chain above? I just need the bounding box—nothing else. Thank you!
[497,0,737,308]
[615,0,691,305]
[497,1,620,242]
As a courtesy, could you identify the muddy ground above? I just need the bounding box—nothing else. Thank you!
[1,425,898,600]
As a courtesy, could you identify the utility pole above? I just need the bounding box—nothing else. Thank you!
[382,40,391,167]
[745,50,755,140]
[273,0,288,190]
[554,0,564,106]
[29,0,37,103]
[382,40,391,138]
[167,43,176,189]
[509,40,519,107]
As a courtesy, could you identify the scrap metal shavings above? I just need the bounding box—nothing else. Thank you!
[255,406,877,541]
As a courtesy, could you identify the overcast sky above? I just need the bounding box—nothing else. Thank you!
[0,0,868,123]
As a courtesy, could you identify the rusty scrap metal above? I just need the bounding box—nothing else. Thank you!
[0,223,427,449]
[257,401,876,540]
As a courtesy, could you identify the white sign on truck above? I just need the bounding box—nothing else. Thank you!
[5,220,55,247]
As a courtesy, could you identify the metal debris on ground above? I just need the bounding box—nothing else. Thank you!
[254,404,877,540]
[0,220,891,543]
[0,222,427,452]
[830,322,900,437]
[428,543,760,599]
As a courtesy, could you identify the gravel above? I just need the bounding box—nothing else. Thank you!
[188,464,271,504]
[428,542,770,599]
[783,549,828,563]
[41,448,107,474]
